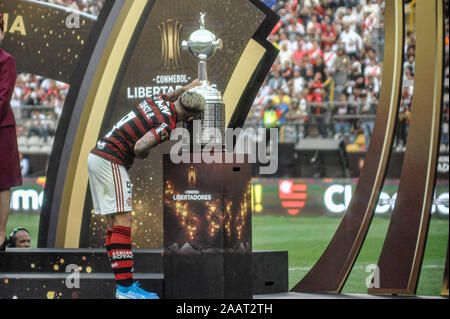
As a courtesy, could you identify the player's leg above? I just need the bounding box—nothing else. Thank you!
[0,189,11,250]
[109,211,134,288]
[87,154,158,298]
[109,212,159,299]
[105,216,113,262]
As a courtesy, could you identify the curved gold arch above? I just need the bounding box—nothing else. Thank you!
[54,0,148,248]
[292,0,405,293]
[369,0,444,295]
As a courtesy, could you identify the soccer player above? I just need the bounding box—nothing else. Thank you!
[87,80,206,299]
[0,14,22,251]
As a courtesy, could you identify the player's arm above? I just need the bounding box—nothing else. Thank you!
[165,79,202,102]
[134,130,159,159]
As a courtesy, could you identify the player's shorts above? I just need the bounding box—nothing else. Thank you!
[87,153,132,215]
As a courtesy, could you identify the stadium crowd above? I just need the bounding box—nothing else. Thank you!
[11,0,450,169]
[249,0,450,153]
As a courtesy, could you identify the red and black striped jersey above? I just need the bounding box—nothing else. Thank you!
[91,94,177,169]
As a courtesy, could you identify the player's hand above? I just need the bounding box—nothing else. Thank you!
[185,79,202,91]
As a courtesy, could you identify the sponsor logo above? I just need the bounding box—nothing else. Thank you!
[155,123,168,136]
[173,194,212,201]
[324,184,449,215]
[158,19,183,70]
[279,180,307,216]
[155,98,172,116]
[112,251,133,260]
[139,100,154,119]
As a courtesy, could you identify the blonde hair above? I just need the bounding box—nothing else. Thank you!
[180,91,206,114]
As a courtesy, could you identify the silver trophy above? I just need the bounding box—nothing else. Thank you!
[182,13,224,145]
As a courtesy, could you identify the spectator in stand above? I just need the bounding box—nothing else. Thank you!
[278,30,291,49]
[280,60,294,80]
[364,57,381,88]
[45,111,57,138]
[342,6,357,32]
[307,75,328,138]
[304,65,315,84]
[284,98,305,141]
[333,92,353,138]
[366,75,380,98]
[346,61,364,96]
[306,13,322,35]
[27,110,49,143]
[403,66,415,96]
[290,67,306,95]
[396,87,412,152]
[314,88,329,138]
[273,89,290,127]
[308,72,325,100]
[323,44,337,74]
[268,70,287,91]
[339,22,363,60]
[293,40,307,65]
[313,55,329,83]
[359,93,376,150]
[332,47,349,94]
[403,54,415,76]
[279,42,294,68]
[308,39,324,66]
[286,98,306,124]
[321,22,337,49]
[260,99,281,148]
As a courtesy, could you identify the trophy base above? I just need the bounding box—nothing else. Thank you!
[163,153,252,299]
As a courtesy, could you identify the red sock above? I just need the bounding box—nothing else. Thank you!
[105,229,113,261]
[110,226,134,287]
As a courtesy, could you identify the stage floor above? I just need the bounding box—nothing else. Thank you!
[254,292,447,299]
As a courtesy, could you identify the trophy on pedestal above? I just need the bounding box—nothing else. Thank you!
[182,13,224,145]
[163,13,253,299]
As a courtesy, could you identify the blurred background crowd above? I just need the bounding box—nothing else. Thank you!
[248,0,449,154]
[10,0,450,176]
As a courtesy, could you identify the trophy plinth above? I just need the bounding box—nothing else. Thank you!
[182,13,224,145]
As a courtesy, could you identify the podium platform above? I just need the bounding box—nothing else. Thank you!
[0,249,287,299]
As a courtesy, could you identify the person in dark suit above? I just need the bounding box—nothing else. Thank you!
[0,14,22,251]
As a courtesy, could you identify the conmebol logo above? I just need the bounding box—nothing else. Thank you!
[279,180,307,216]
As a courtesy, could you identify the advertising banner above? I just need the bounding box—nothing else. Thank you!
[12,177,448,218]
